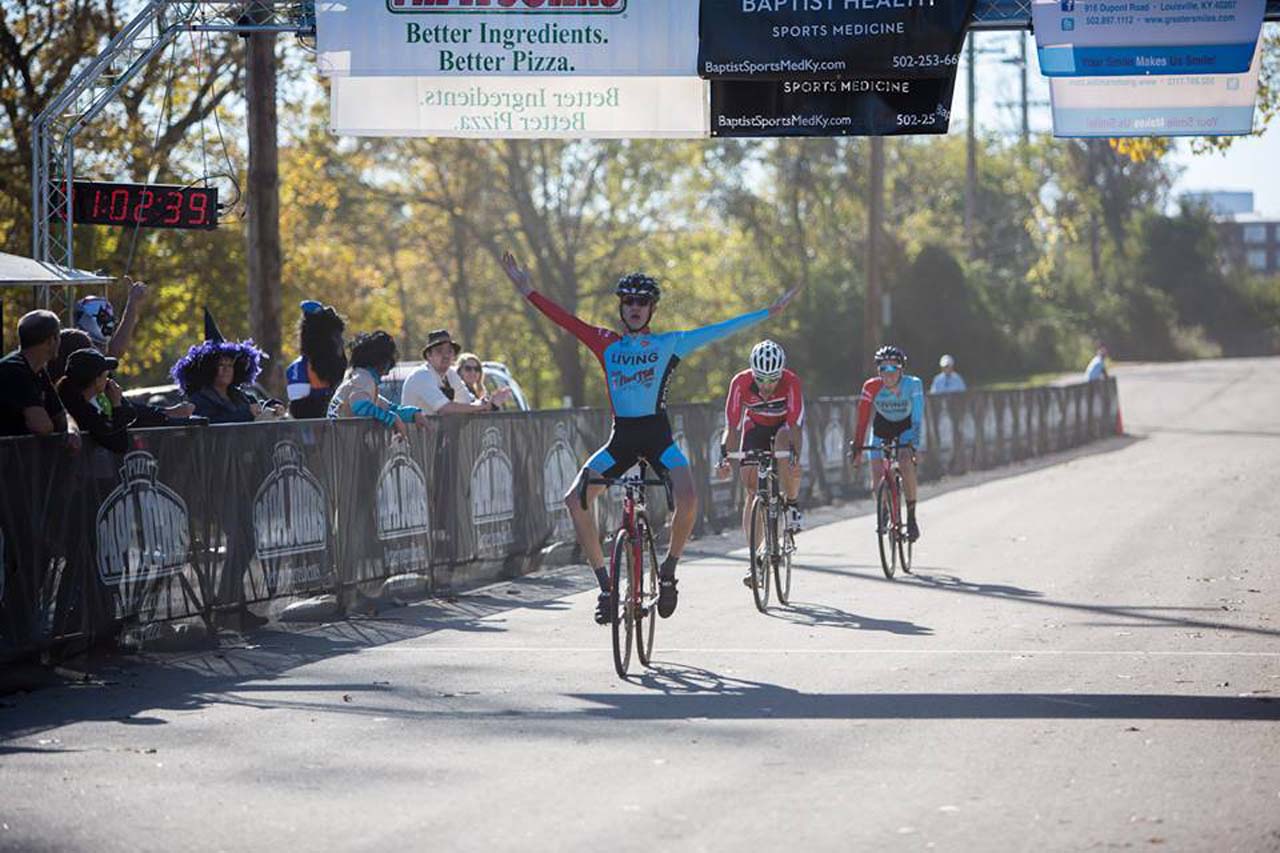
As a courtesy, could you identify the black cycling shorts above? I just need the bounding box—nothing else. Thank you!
[740,421,784,456]
[585,414,688,479]
[873,412,916,443]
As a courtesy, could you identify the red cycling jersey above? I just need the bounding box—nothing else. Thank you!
[725,368,805,433]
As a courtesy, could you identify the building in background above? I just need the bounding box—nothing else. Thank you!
[1183,190,1280,277]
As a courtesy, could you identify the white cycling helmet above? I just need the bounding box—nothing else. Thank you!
[750,339,786,382]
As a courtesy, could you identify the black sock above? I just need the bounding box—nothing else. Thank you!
[660,554,678,579]
[907,501,917,522]
[593,566,610,592]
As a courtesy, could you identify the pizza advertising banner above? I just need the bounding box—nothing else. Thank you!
[697,0,976,81]
[710,76,956,137]
[330,75,710,138]
[1031,0,1265,77]
[1049,45,1261,136]
[315,0,699,77]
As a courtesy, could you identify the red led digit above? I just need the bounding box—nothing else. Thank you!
[188,191,209,225]
[134,189,155,223]
[109,188,130,221]
[92,187,107,219]
[162,191,182,225]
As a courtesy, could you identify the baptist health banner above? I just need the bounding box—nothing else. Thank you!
[1031,0,1265,76]
[711,76,955,137]
[315,0,698,76]
[1049,45,1261,136]
[331,76,710,138]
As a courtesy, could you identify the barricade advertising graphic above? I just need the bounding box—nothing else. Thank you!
[472,426,517,559]
[376,439,432,577]
[331,75,710,139]
[316,0,698,77]
[95,452,190,589]
[0,380,1117,661]
[698,0,976,81]
[1031,0,1265,77]
[711,76,955,137]
[252,442,330,596]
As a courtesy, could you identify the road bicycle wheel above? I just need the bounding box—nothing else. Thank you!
[875,479,897,579]
[775,527,794,606]
[749,495,771,612]
[609,529,634,678]
[635,516,659,668]
[895,473,913,574]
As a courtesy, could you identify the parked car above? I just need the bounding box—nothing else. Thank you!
[123,381,278,410]
[381,360,531,411]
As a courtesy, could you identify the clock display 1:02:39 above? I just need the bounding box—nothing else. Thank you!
[69,181,218,230]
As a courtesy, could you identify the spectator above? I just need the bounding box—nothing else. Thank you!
[1085,343,1109,382]
[0,310,78,446]
[53,328,194,426]
[456,351,487,400]
[73,276,149,359]
[930,354,967,394]
[402,329,509,415]
[56,349,136,453]
[172,340,280,424]
[328,331,426,437]
[286,300,347,420]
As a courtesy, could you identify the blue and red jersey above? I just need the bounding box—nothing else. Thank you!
[853,374,925,442]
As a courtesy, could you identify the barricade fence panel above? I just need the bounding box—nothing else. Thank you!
[0,379,1117,661]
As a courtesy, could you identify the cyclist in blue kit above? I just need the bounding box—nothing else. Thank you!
[850,345,925,542]
[502,251,800,624]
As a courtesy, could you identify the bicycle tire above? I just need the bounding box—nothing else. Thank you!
[749,496,771,612]
[610,530,633,678]
[776,527,794,605]
[896,473,913,574]
[635,517,659,668]
[875,479,897,579]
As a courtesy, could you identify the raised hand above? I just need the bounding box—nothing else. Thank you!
[501,251,532,296]
[768,281,803,316]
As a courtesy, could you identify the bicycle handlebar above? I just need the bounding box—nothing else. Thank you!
[577,466,674,511]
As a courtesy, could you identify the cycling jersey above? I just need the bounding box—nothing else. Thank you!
[853,374,925,453]
[725,368,805,433]
[527,290,768,418]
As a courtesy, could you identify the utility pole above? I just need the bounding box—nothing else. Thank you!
[1019,32,1030,148]
[246,30,284,395]
[965,32,977,257]
[863,137,884,374]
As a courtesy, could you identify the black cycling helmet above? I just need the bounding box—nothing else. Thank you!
[874,345,907,365]
[614,272,661,302]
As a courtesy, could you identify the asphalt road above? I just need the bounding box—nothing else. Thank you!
[3,358,1279,852]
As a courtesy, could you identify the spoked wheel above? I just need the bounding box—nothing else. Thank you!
[609,530,634,678]
[635,518,659,668]
[896,474,913,574]
[748,496,771,612]
[775,528,794,606]
[875,479,898,580]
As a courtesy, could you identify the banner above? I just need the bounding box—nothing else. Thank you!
[1031,0,1265,77]
[1049,46,1261,136]
[697,0,976,80]
[330,75,709,138]
[0,381,1119,663]
[315,0,698,77]
[711,75,956,137]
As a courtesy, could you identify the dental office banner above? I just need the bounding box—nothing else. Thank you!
[1031,0,1265,77]
[315,0,699,77]
[1049,46,1260,136]
[697,0,976,81]
[710,75,956,136]
[330,76,710,138]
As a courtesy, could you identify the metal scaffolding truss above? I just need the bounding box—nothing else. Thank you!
[30,0,1280,310]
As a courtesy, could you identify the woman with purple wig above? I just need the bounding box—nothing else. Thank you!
[171,309,283,424]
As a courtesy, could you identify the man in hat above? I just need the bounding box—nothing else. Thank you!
[930,354,967,394]
[401,329,511,415]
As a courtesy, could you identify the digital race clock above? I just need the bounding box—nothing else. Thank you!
[68,181,219,230]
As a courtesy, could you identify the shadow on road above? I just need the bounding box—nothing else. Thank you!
[765,602,933,636]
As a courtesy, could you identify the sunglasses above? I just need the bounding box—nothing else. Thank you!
[878,363,901,374]
[620,296,654,307]
[460,364,481,373]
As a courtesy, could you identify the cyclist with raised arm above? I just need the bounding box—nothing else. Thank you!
[850,345,925,542]
[716,340,805,584]
[501,251,799,625]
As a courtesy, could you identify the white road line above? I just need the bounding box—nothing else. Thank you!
[355,647,1280,657]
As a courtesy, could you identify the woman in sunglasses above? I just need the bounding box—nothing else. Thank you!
[502,250,799,626]
[455,352,488,403]
[850,345,925,542]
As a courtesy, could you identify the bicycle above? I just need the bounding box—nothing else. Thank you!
[580,462,672,678]
[852,440,915,579]
[727,448,795,612]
